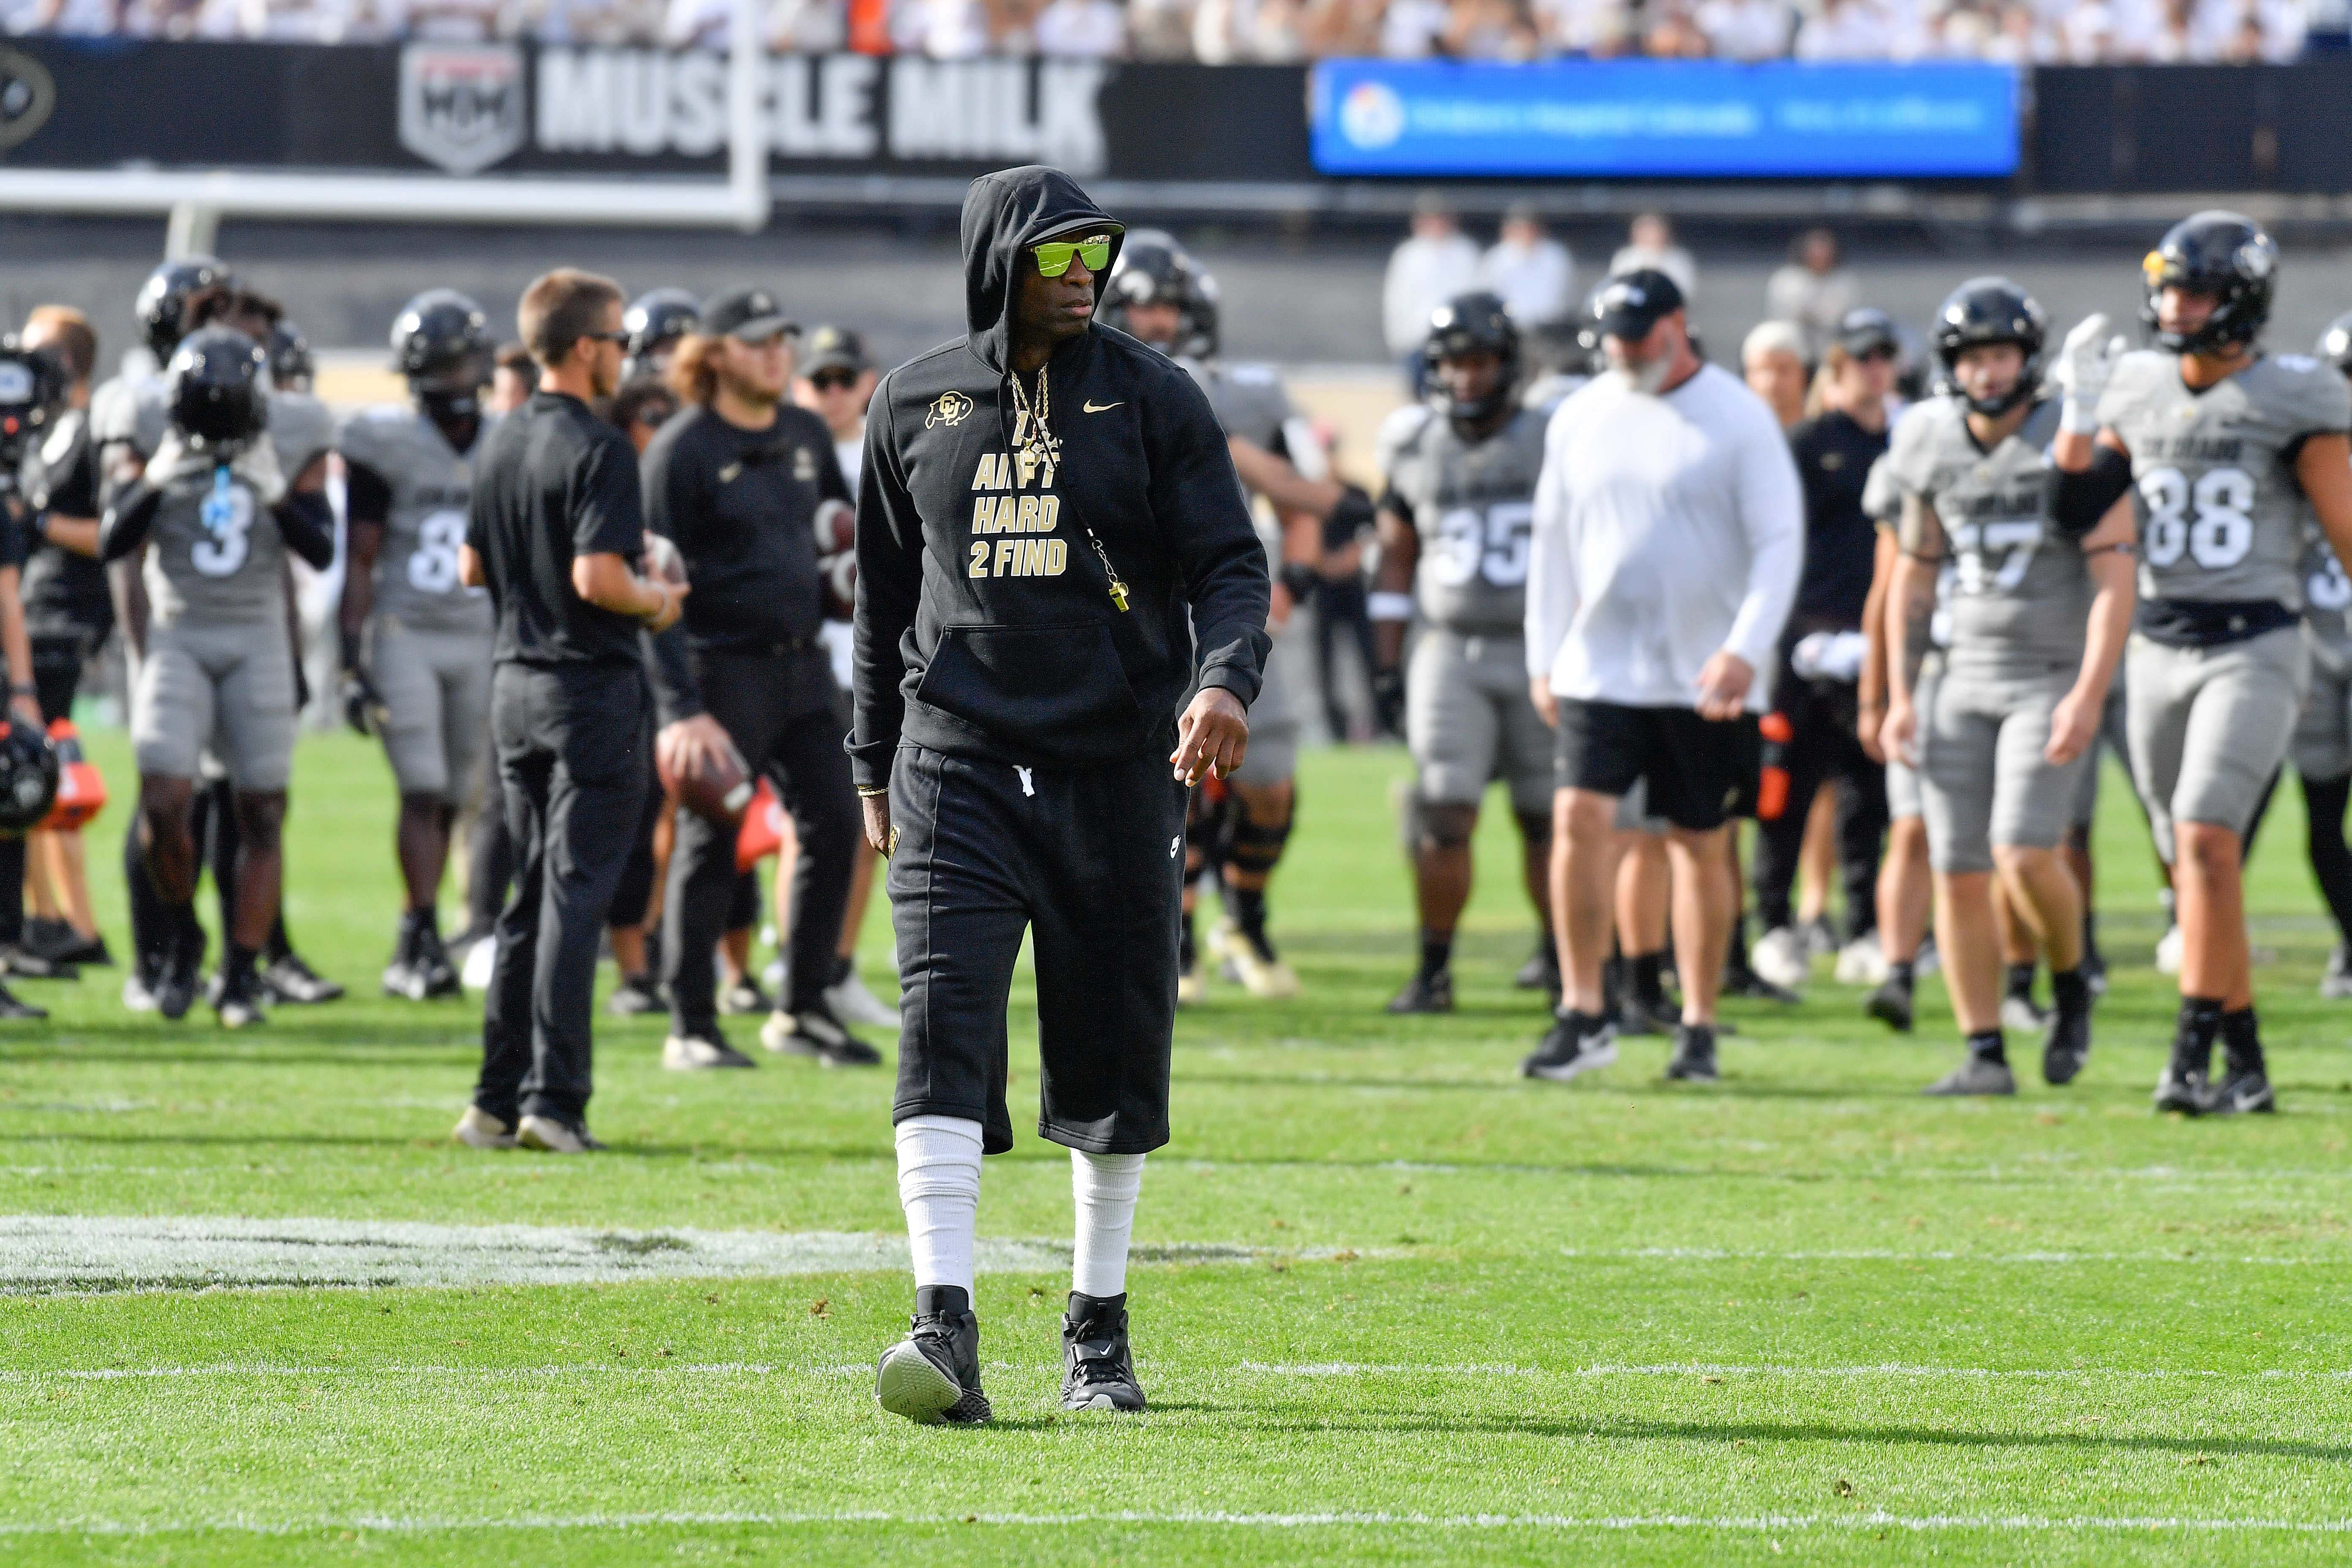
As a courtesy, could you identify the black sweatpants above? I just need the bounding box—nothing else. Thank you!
[1753,659,1887,939]
[474,662,647,1130]
[887,743,1188,1157]
[663,645,854,1031]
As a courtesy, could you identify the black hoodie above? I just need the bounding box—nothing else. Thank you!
[848,166,1271,790]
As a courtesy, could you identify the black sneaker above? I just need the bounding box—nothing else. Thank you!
[875,1286,991,1426]
[606,974,665,1017]
[2152,1062,2207,1114]
[0,945,75,981]
[2042,1004,2091,1086]
[718,977,773,1016]
[24,917,108,967]
[1061,1292,1147,1412]
[154,939,202,1022]
[1866,975,1914,1033]
[261,952,344,1004]
[2081,943,2108,998]
[1664,1022,1718,1081]
[211,966,268,1029]
[0,978,47,1020]
[1521,1011,1617,1083]
[1514,940,1561,995]
[760,997,882,1066]
[662,1028,758,1070]
[411,927,461,999]
[1615,994,1671,1037]
[2197,1067,2275,1116]
[1925,1056,2016,1096]
[1385,968,1454,1014]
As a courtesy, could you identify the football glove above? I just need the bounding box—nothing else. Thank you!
[341,667,388,737]
[2053,313,2126,434]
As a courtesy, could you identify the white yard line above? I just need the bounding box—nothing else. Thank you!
[1560,1245,2343,1266]
[1236,1361,2352,1380]
[4,1510,2352,1537]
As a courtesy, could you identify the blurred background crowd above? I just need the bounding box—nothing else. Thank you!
[4,0,2321,66]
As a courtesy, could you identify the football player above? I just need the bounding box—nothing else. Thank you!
[99,328,335,1025]
[622,289,700,386]
[1881,279,2137,1095]
[1103,233,1358,1001]
[2295,311,2352,998]
[1370,293,1554,1013]
[338,291,498,999]
[2052,212,2352,1115]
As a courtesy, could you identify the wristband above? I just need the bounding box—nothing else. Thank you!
[1368,591,1415,624]
[856,785,889,798]
[9,683,33,696]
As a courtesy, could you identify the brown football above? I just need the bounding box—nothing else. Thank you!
[660,735,754,826]
[812,498,855,556]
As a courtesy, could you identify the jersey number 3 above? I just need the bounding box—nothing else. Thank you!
[1431,502,1533,588]
[408,510,466,594]
[193,471,253,579]
[2140,466,2254,571]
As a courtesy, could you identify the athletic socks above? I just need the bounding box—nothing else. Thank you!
[1070,1149,1146,1299]
[265,915,294,966]
[2004,962,2037,1003]
[2173,995,2224,1076]
[1888,959,1915,992]
[1417,930,1453,980]
[2221,1007,2265,1076]
[2051,966,2091,1017]
[1224,885,1274,956]
[1629,951,1666,1007]
[895,1115,984,1295]
[1966,1028,2006,1067]
[223,942,258,987]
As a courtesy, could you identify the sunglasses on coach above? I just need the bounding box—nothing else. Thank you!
[809,370,860,392]
[1030,235,1113,278]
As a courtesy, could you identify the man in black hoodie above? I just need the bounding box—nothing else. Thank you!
[855,167,1271,1426]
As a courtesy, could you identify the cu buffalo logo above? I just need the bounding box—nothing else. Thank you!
[399,44,525,176]
[0,49,55,152]
[927,391,974,429]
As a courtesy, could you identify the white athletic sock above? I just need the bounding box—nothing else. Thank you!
[895,1115,983,1294]
[1070,1149,1146,1299]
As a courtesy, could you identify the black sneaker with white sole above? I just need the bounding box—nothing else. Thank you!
[211,965,269,1029]
[261,952,344,1004]
[2153,1063,2208,1114]
[1521,1010,1617,1083]
[1061,1292,1146,1412]
[2197,1068,2275,1116]
[761,998,882,1066]
[606,974,665,1017]
[1664,1022,1718,1081]
[2042,1004,2091,1086]
[663,1028,758,1070]
[719,978,773,1016]
[0,979,47,1020]
[1866,974,1914,1033]
[154,938,202,1023]
[1385,968,1454,1015]
[1925,1055,2016,1096]
[875,1285,991,1426]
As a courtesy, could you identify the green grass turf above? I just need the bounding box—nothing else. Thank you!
[6,730,2352,1565]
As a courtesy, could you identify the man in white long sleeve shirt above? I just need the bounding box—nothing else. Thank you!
[1521,270,1805,1086]
[1383,197,1482,374]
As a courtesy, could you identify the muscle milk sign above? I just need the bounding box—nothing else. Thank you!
[531,52,1108,174]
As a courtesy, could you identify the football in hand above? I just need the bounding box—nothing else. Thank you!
[659,733,754,826]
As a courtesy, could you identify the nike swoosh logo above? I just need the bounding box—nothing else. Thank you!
[1084,400,1122,413]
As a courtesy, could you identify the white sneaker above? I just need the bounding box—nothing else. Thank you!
[2155,924,2183,976]
[663,1031,758,1070]
[452,1105,516,1150]
[462,936,497,993]
[1750,926,1810,990]
[1833,937,1888,987]
[825,968,901,1028]
[516,1114,604,1153]
[1208,917,1301,999]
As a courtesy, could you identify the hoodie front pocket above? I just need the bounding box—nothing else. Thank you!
[914,622,1145,756]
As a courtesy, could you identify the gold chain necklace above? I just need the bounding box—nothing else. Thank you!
[1009,364,1128,612]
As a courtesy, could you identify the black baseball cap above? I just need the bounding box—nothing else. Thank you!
[1592,269,1685,341]
[1836,307,1900,359]
[802,325,870,376]
[700,286,798,343]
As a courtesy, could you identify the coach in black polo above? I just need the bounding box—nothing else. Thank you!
[855,166,1271,1424]
[455,269,686,1156]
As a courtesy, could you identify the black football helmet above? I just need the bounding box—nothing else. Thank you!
[135,255,234,362]
[268,320,314,393]
[390,289,491,392]
[2142,210,2276,355]
[1422,291,1521,425]
[0,716,58,837]
[1932,277,2048,418]
[2319,310,2352,378]
[1102,230,1219,359]
[623,288,701,378]
[166,327,270,450]
[0,334,64,463]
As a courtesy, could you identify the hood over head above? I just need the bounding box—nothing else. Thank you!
[961,165,1124,376]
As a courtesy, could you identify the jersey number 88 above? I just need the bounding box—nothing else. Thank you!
[2139,466,2254,571]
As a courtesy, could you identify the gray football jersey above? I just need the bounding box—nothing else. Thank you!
[141,461,288,629]
[1378,402,1547,634]
[338,404,495,635]
[1888,397,2087,675]
[2097,349,2352,607]
[264,390,336,477]
[89,373,170,460]
[2301,521,2352,663]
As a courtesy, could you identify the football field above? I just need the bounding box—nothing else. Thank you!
[6,729,2352,1565]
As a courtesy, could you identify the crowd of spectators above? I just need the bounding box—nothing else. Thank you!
[4,0,2314,64]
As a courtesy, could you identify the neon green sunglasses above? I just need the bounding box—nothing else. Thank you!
[1031,234,1113,278]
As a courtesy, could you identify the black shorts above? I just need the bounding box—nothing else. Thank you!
[1553,697,1760,833]
[887,743,1188,1157]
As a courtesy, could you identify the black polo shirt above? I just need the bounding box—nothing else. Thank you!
[466,390,646,668]
[16,408,109,642]
[1787,407,1888,629]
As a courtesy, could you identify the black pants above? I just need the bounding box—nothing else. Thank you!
[888,743,1188,1157]
[1753,657,1887,939]
[467,784,514,936]
[1312,579,1377,741]
[474,662,647,1130]
[663,645,855,1030]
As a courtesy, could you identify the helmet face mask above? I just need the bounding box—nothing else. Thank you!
[1422,292,1520,425]
[166,327,271,452]
[1932,276,2046,419]
[1102,230,1219,360]
[2141,210,2276,356]
[392,289,493,404]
